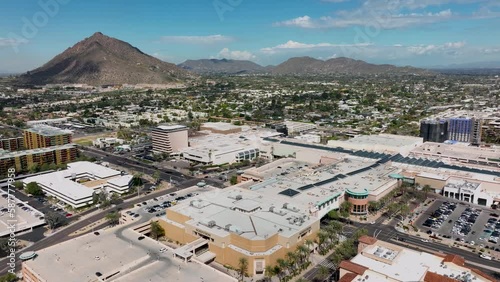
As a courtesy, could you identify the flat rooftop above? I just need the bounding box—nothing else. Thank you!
[337,134,423,148]
[23,162,127,201]
[352,242,490,282]
[412,142,500,162]
[24,125,72,136]
[66,161,122,179]
[0,144,75,159]
[201,122,241,131]
[23,225,235,282]
[168,187,318,242]
[155,125,187,131]
[0,193,45,237]
[242,157,399,199]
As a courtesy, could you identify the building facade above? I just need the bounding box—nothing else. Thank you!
[0,137,24,151]
[448,118,473,143]
[151,125,188,154]
[0,144,77,176]
[420,119,448,143]
[23,125,73,149]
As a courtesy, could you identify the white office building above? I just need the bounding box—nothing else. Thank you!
[23,162,133,208]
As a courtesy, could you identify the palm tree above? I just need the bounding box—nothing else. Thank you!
[305,239,315,253]
[237,257,248,281]
[317,230,329,255]
[317,265,330,281]
[276,258,289,277]
[264,265,275,282]
[285,251,297,275]
[296,245,309,265]
[422,185,432,198]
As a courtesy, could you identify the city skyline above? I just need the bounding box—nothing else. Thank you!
[1,0,500,73]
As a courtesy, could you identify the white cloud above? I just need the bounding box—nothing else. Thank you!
[217,48,256,60]
[0,37,28,48]
[275,0,499,30]
[261,40,373,54]
[275,9,454,29]
[159,35,233,44]
[406,41,466,55]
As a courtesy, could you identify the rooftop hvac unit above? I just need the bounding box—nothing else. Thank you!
[225,224,232,231]
[235,195,242,200]
[208,220,216,228]
[269,206,275,212]
[282,203,288,209]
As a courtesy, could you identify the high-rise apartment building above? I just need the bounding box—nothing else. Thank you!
[470,118,483,145]
[448,118,473,143]
[23,125,73,150]
[151,125,188,154]
[420,119,448,143]
[0,144,77,176]
[0,137,24,151]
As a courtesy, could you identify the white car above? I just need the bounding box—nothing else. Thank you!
[480,254,492,260]
[159,247,167,253]
[421,239,429,243]
[470,241,475,246]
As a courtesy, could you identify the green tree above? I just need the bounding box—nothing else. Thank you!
[150,221,165,240]
[28,163,40,173]
[13,181,23,190]
[25,182,43,196]
[230,175,238,185]
[0,273,17,282]
[45,211,67,230]
[316,265,330,281]
[264,265,275,281]
[237,257,248,281]
[132,173,143,187]
[422,185,433,197]
[339,201,353,218]
[105,211,120,226]
[152,171,161,185]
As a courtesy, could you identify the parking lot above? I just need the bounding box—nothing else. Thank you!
[417,199,500,252]
[125,186,209,220]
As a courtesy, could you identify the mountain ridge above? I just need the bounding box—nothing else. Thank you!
[18,32,194,86]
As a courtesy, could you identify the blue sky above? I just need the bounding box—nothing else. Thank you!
[1,0,500,72]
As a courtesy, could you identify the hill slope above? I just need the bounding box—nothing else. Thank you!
[19,32,193,85]
[178,59,268,74]
[272,56,429,75]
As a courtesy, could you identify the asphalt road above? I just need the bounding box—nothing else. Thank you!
[0,151,227,276]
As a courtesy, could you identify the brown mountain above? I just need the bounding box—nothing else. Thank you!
[178,59,268,74]
[19,32,194,85]
[272,56,430,75]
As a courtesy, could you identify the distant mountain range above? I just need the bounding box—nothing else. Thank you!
[15,32,436,86]
[178,59,270,74]
[429,61,500,69]
[180,56,430,76]
[271,56,430,75]
[18,32,194,86]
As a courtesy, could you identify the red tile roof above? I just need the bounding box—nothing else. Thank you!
[339,260,368,275]
[424,271,458,282]
[358,235,377,245]
[442,254,465,266]
[338,273,358,282]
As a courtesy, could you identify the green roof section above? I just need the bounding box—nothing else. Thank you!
[389,173,404,179]
[316,192,342,207]
[346,188,369,196]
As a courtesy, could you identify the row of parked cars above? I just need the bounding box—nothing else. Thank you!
[139,192,199,217]
[486,217,500,244]
[452,207,481,237]
[423,202,456,229]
